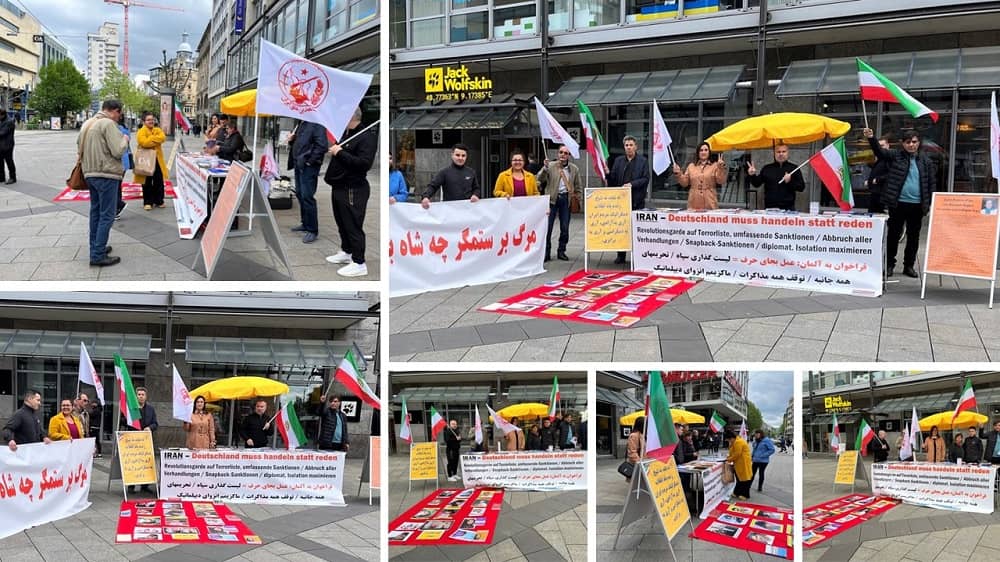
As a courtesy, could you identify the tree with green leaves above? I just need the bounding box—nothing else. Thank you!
[29,59,91,122]
[98,65,158,117]
[747,400,764,434]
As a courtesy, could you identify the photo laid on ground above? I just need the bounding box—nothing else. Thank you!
[803,370,1000,562]
[596,370,794,560]
[0,291,380,561]
[387,370,587,561]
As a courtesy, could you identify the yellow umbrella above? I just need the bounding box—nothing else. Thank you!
[705,112,851,151]
[918,410,988,431]
[220,89,260,117]
[619,409,705,427]
[189,376,289,402]
[496,403,550,420]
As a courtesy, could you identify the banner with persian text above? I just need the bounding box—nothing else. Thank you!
[459,451,586,491]
[871,462,996,513]
[631,211,885,296]
[389,196,548,297]
[678,460,734,520]
[159,449,345,506]
[0,439,95,539]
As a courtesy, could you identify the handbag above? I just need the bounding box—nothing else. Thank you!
[68,117,101,190]
[557,165,582,213]
[134,147,157,176]
[722,462,735,484]
[617,460,635,479]
[237,146,253,162]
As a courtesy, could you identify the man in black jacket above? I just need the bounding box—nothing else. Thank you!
[558,413,576,450]
[0,110,15,184]
[985,421,1000,465]
[963,426,983,464]
[3,389,51,451]
[867,429,890,462]
[288,120,330,244]
[540,418,557,450]
[747,144,805,211]
[865,135,891,213]
[444,419,462,481]
[864,127,936,278]
[317,395,349,451]
[608,136,649,264]
[421,144,481,207]
[240,398,271,449]
[325,108,376,277]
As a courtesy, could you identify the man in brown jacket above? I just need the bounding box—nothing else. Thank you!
[537,145,582,262]
[79,100,130,267]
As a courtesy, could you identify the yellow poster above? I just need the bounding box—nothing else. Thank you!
[645,457,690,540]
[835,450,859,485]
[585,187,632,252]
[117,431,157,486]
[409,442,438,481]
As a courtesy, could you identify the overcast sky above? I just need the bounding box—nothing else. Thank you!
[20,0,211,77]
[748,371,794,428]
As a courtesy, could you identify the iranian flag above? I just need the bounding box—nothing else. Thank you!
[399,396,412,444]
[78,342,106,406]
[952,379,976,423]
[114,354,141,430]
[334,349,381,410]
[857,59,939,122]
[577,100,609,182]
[809,137,853,210]
[276,396,307,450]
[708,411,725,433]
[430,406,446,440]
[830,412,841,454]
[547,376,560,421]
[643,371,678,463]
[173,101,191,133]
[855,418,874,454]
[474,404,483,445]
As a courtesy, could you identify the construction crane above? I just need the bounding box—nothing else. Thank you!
[104,0,184,74]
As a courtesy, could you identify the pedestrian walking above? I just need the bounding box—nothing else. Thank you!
[750,430,775,492]
[0,109,15,184]
[134,113,167,210]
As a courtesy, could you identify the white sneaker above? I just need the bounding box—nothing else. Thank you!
[325,251,352,264]
[337,261,367,277]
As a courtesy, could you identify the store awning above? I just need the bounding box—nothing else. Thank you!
[393,386,492,404]
[341,55,379,76]
[0,329,151,361]
[390,105,521,131]
[546,65,745,106]
[184,337,364,369]
[507,384,587,403]
[776,45,1000,97]
[596,386,644,411]
[872,392,953,415]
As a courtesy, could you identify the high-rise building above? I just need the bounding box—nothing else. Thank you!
[0,0,41,114]
[40,33,68,68]
[86,21,119,88]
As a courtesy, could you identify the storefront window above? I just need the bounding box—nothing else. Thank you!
[548,0,571,31]
[671,385,686,404]
[495,1,537,39]
[412,17,446,47]
[390,0,407,48]
[450,12,489,42]
[574,0,620,27]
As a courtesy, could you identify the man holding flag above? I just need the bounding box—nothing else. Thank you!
[324,107,378,277]
[316,395,350,451]
[863,126,936,278]
[116,355,157,493]
[537,144,582,262]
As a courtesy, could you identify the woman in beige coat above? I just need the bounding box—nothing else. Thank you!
[673,142,728,210]
[923,425,946,462]
[183,395,216,449]
[625,417,646,481]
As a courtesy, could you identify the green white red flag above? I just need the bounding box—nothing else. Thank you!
[577,100,609,182]
[173,101,191,133]
[857,59,939,122]
[548,376,560,421]
[643,371,678,463]
[114,354,141,430]
[277,396,307,449]
[430,406,446,440]
[952,379,976,423]
[855,418,874,454]
[809,137,853,210]
[399,396,412,444]
[334,348,381,410]
[708,411,725,433]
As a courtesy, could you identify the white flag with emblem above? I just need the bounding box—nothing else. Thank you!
[651,100,673,175]
[534,97,580,159]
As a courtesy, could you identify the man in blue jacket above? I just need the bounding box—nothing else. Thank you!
[287,120,330,244]
[750,429,776,493]
[607,135,649,264]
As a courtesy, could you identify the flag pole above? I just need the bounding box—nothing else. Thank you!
[248,113,260,232]
[862,99,870,129]
[337,120,380,146]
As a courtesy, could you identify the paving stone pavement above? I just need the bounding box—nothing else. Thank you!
[0,130,379,281]
[0,453,379,562]
[596,448,794,561]
[803,454,1000,561]
[387,449,587,562]
[390,207,1000,361]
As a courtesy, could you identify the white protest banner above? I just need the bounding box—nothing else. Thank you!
[389,196,548,297]
[459,451,586,491]
[871,462,996,514]
[679,461,734,520]
[632,210,885,296]
[172,154,210,239]
[0,439,95,539]
[159,449,346,506]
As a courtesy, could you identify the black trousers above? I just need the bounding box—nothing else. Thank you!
[319,442,347,451]
[142,164,165,206]
[751,461,768,491]
[446,446,460,477]
[734,478,752,498]
[0,148,14,181]
[868,190,885,214]
[332,183,370,264]
[886,201,923,270]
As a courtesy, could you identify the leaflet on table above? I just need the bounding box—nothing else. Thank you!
[179,152,232,173]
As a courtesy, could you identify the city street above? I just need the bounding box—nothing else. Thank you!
[0,129,380,281]
[387,451,587,562]
[0,452,379,562]
[389,217,1000,362]
[596,448,793,562]
[803,454,1000,561]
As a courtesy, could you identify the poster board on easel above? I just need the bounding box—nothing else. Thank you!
[583,187,632,271]
[108,430,158,501]
[921,192,1000,308]
[614,457,692,561]
[408,441,439,492]
[833,450,869,493]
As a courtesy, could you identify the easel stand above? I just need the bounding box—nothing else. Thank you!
[613,459,693,561]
